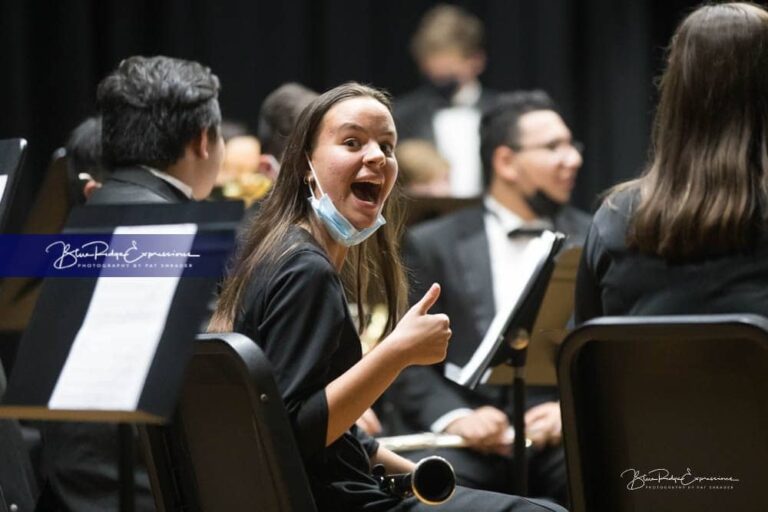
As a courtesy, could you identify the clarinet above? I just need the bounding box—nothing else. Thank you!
[372,456,456,505]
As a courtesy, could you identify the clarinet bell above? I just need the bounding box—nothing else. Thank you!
[374,455,456,505]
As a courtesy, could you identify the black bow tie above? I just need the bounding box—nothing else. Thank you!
[507,228,546,239]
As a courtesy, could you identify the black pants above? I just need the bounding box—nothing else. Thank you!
[392,486,566,512]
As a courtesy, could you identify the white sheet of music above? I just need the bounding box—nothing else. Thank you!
[445,231,558,387]
[48,224,197,411]
[0,174,7,203]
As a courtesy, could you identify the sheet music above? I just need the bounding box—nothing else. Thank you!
[445,231,559,387]
[48,224,197,411]
[0,174,7,203]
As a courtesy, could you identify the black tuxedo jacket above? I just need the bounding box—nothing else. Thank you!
[394,85,498,143]
[391,204,591,431]
[87,166,190,205]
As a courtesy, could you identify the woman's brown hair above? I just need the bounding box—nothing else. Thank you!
[622,2,768,260]
[209,82,408,336]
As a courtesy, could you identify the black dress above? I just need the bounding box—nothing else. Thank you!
[234,226,566,512]
[233,225,399,511]
[575,187,768,323]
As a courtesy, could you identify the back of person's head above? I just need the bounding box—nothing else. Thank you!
[479,90,556,188]
[627,2,768,260]
[257,83,318,159]
[97,55,221,170]
[411,4,484,61]
[66,116,106,204]
[66,116,105,182]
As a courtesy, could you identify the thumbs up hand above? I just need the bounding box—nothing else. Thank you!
[386,283,452,366]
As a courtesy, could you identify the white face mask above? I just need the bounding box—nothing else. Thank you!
[306,157,386,247]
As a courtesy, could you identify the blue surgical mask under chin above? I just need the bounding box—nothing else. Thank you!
[306,158,386,247]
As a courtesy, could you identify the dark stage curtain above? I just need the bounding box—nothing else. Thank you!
[0,0,699,230]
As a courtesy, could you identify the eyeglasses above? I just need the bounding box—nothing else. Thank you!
[510,140,584,156]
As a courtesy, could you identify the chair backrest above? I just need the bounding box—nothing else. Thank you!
[143,333,317,512]
[558,314,768,512]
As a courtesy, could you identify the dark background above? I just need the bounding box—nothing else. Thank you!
[0,0,701,230]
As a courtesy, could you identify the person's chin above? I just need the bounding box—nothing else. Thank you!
[350,218,377,231]
[346,211,378,231]
[346,199,380,227]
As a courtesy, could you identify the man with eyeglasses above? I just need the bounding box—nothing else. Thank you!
[389,91,590,506]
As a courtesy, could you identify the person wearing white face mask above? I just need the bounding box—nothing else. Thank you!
[395,4,496,198]
[209,82,565,512]
[306,155,386,246]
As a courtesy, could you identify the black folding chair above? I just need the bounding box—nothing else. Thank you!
[558,314,768,512]
[143,333,317,512]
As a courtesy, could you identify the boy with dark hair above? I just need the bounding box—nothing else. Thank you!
[42,55,224,512]
[392,90,591,506]
[89,55,223,204]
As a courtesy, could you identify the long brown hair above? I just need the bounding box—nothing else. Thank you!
[621,2,768,260]
[209,82,408,336]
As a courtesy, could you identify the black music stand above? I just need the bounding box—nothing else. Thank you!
[0,138,28,374]
[0,138,40,512]
[485,246,582,387]
[0,138,27,234]
[444,231,565,495]
[0,201,242,511]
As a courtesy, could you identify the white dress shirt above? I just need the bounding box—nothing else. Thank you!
[483,195,552,314]
[141,165,194,200]
[430,195,551,433]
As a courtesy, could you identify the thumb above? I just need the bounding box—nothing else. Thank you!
[414,283,441,315]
